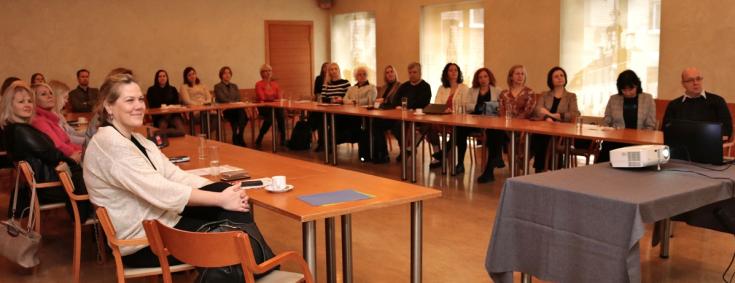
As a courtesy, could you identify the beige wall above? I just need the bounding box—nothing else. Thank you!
[4,1,733,102]
[333,0,735,103]
[659,0,735,101]
[0,0,329,91]
[331,0,560,91]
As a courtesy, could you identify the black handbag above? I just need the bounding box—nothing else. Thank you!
[194,219,278,283]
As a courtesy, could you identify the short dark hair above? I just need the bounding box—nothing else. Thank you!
[153,69,169,87]
[1,77,21,94]
[440,63,463,88]
[76,69,89,78]
[183,66,200,87]
[616,69,642,95]
[471,68,497,88]
[218,66,232,80]
[30,73,44,83]
[546,66,568,90]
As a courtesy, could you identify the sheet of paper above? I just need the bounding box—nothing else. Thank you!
[185,165,243,176]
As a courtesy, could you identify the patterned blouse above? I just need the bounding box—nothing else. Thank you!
[499,86,536,119]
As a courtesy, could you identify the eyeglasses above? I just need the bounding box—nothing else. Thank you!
[682,76,704,83]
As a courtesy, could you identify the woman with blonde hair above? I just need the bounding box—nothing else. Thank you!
[31,82,84,163]
[84,74,267,268]
[48,80,86,145]
[1,81,90,220]
[254,64,286,147]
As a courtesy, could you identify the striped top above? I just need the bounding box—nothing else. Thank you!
[320,79,350,102]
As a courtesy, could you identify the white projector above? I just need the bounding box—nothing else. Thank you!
[610,145,670,168]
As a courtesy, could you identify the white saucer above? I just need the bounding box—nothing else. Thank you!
[413,112,425,116]
[265,184,294,193]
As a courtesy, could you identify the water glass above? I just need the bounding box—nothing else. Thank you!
[401,97,408,111]
[576,116,583,131]
[208,145,220,176]
[198,134,207,160]
[505,104,513,122]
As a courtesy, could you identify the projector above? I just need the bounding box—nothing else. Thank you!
[610,145,670,168]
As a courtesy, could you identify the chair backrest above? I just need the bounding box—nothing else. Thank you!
[56,164,88,218]
[142,219,259,283]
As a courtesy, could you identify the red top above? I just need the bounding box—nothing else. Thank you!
[30,107,82,157]
[255,80,281,102]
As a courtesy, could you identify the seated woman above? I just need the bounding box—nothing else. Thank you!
[31,82,84,164]
[484,65,537,180]
[83,74,255,268]
[48,80,87,145]
[311,62,350,152]
[530,66,580,173]
[431,63,469,169]
[368,65,402,164]
[179,66,213,134]
[597,69,656,163]
[454,67,500,175]
[345,67,377,162]
[146,69,186,134]
[1,81,89,220]
[254,64,286,147]
[214,66,248,147]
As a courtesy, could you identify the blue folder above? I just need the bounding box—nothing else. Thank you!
[298,189,373,206]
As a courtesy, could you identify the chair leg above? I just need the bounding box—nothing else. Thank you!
[73,221,82,283]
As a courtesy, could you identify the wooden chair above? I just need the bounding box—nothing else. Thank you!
[95,207,194,283]
[142,219,313,283]
[56,164,106,283]
[17,160,65,233]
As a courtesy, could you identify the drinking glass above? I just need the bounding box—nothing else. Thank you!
[198,134,207,160]
[208,145,220,176]
[401,97,408,111]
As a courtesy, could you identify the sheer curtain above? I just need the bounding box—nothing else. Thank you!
[561,0,661,116]
[331,12,376,84]
[421,1,484,97]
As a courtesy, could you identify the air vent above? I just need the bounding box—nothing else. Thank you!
[627,152,641,162]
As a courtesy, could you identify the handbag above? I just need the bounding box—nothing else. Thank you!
[0,166,42,268]
[195,219,278,283]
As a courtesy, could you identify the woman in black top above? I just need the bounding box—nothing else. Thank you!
[146,70,185,133]
[313,62,329,97]
[0,81,90,220]
[455,68,500,176]
[530,67,581,172]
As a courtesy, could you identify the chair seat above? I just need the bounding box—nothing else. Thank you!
[39,202,66,210]
[123,263,194,278]
[257,270,305,283]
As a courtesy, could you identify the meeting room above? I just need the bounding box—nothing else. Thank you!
[1,0,735,282]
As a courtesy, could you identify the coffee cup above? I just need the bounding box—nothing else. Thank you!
[415,108,423,115]
[271,176,287,191]
[77,117,88,124]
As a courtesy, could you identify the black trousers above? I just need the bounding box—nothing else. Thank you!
[223,109,248,146]
[454,127,481,167]
[480,129,506,176]
[121,182,254,268]
[256,107,285,145]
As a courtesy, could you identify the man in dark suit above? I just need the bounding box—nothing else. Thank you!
[662,67,732,140]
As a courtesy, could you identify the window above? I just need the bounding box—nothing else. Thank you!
[560,0,661,116]
[331,12,376,85]
[421,1,484,97]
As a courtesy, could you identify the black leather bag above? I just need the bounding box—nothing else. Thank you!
[194,219,277,283]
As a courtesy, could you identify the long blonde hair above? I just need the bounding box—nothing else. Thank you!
[0,81,34,128]
[48,80,71,116]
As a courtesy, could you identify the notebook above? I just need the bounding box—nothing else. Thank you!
[298,189,373,206]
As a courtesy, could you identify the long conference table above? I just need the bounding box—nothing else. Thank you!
[145,101,664,182]
[156,131,441,283]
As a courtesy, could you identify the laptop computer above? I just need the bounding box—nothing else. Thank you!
[484,101,500,116]
[422,103,450,114]
[663,119,723,165]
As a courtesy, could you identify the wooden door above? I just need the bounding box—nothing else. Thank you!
[265,21,313,101]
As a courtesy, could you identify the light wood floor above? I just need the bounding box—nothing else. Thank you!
[1,133,734,283]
